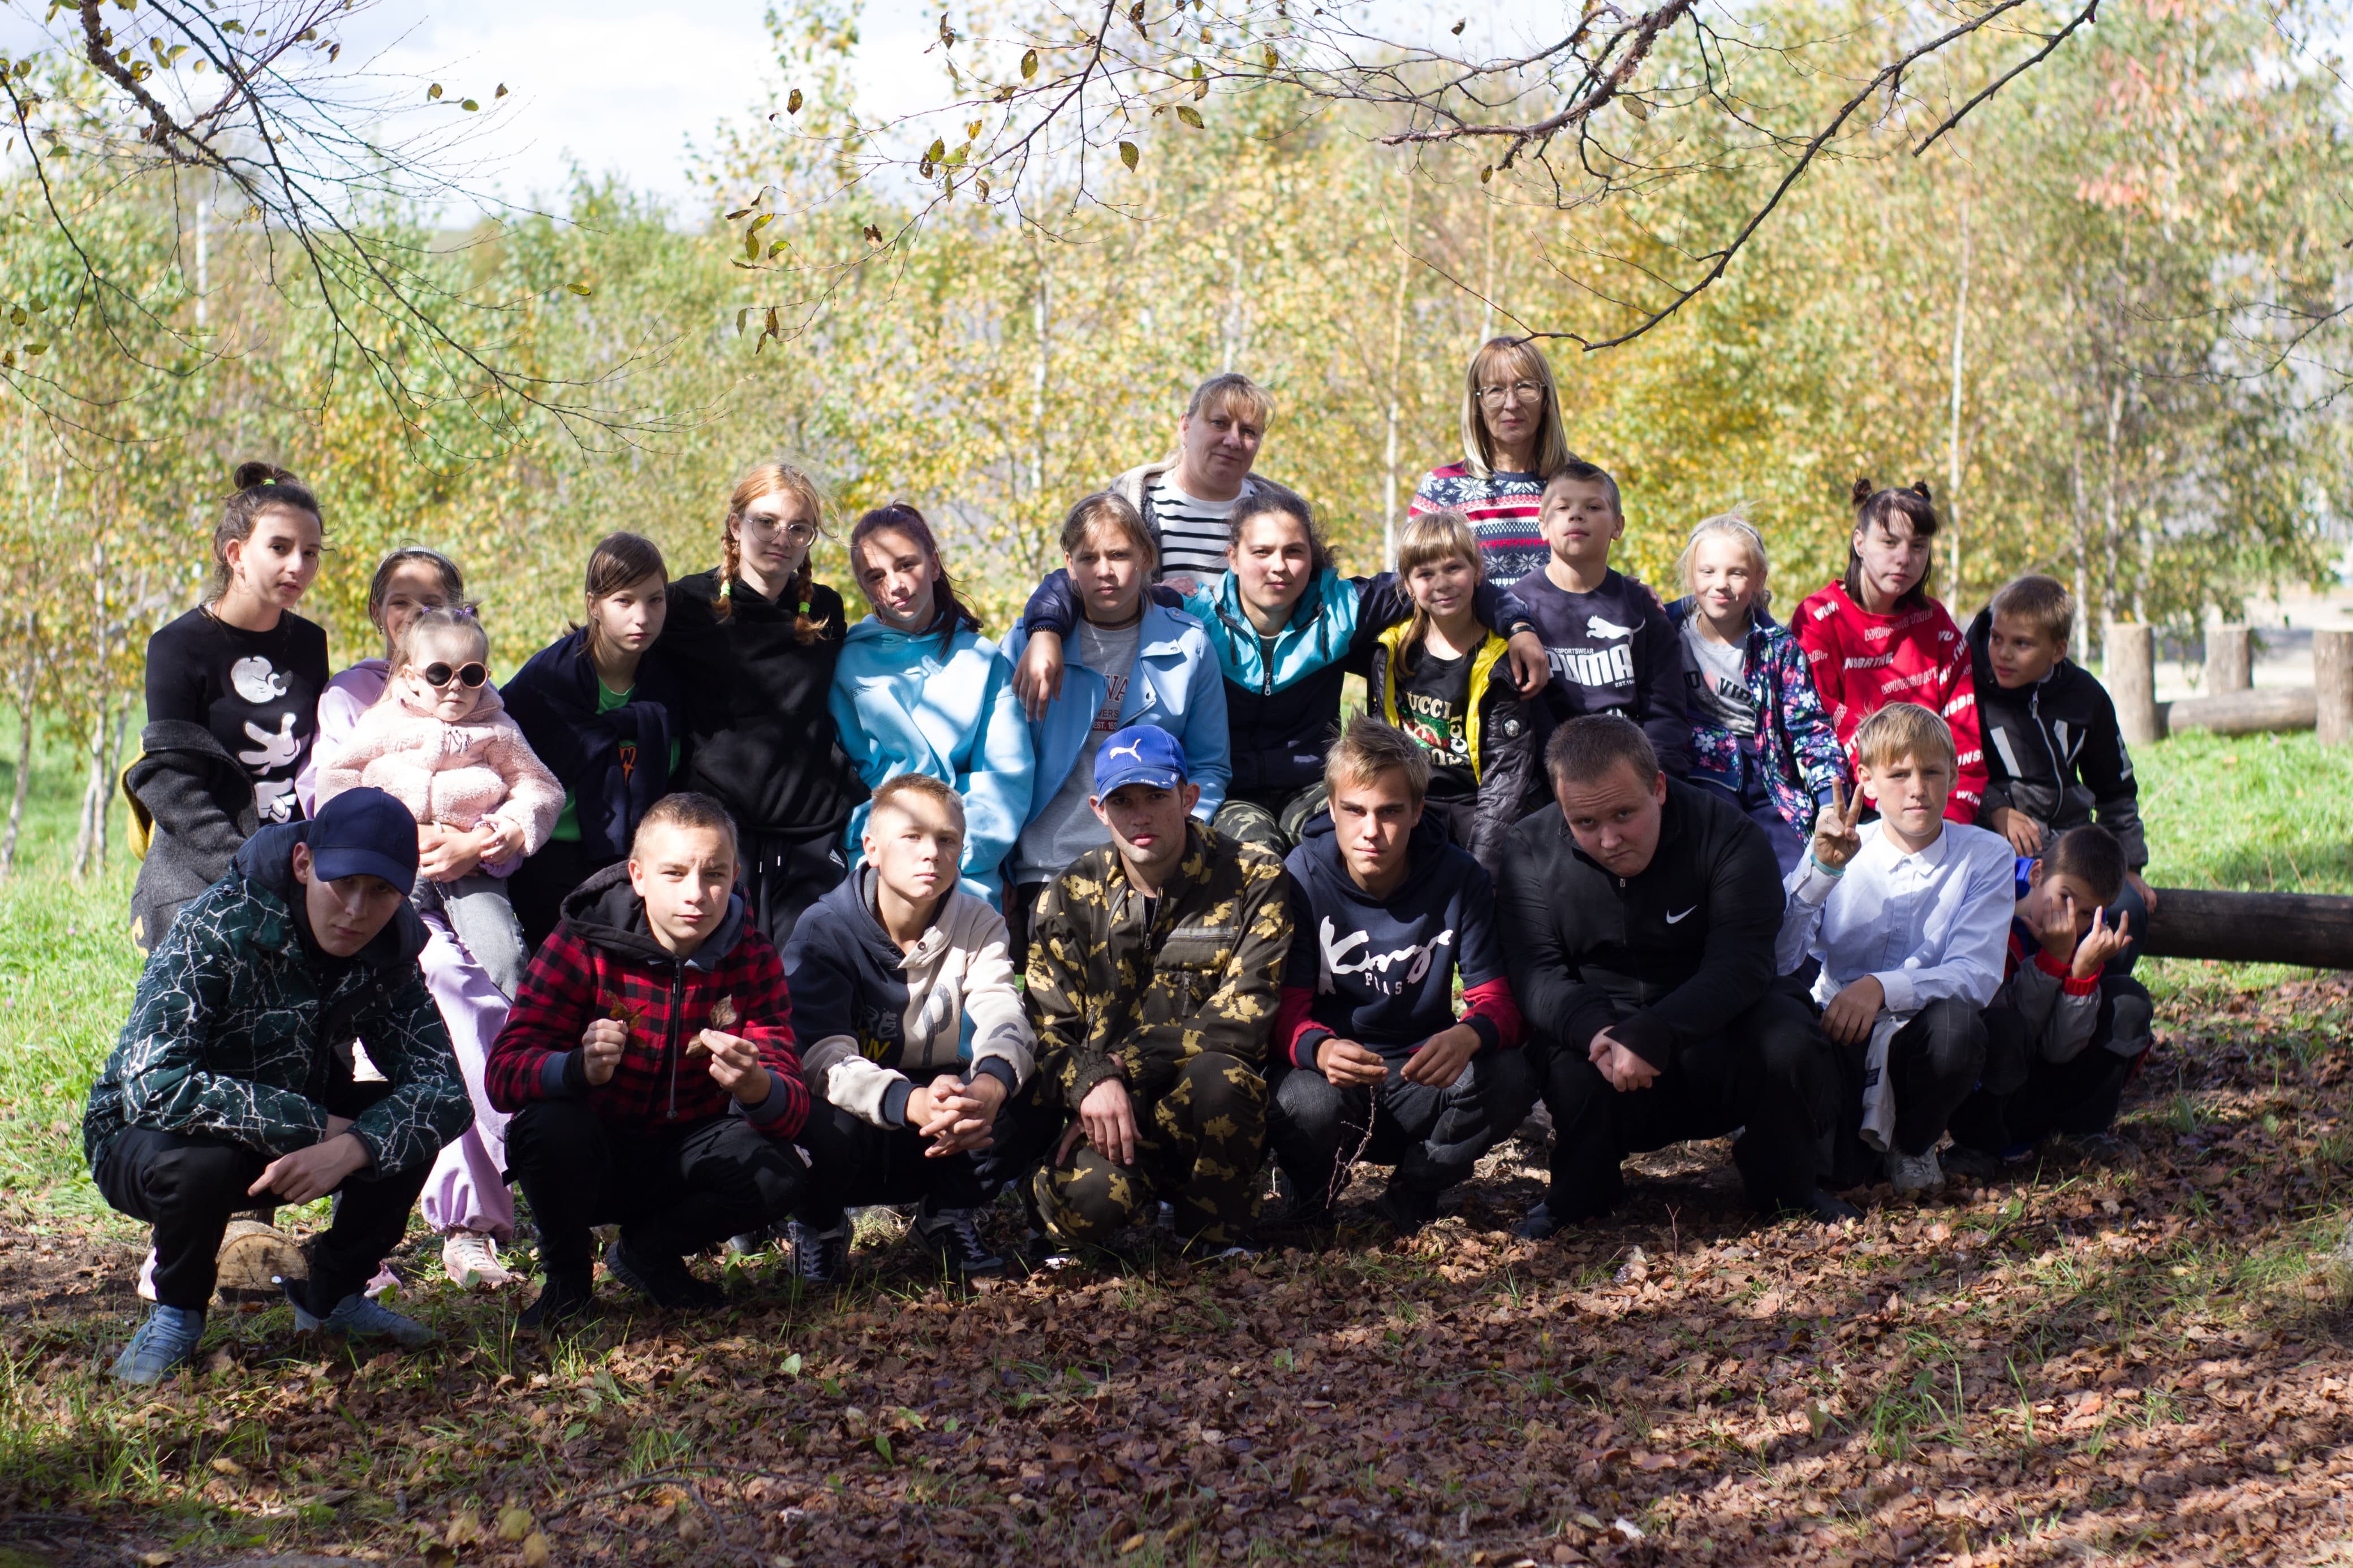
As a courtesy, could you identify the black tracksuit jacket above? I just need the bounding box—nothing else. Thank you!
[1494,779,1785,1067]
[1964,608,2147,868]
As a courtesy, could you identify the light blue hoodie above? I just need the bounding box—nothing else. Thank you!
[830,618,1036,904]
[1004,598,1231,828]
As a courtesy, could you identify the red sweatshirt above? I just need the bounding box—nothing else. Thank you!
[1794,582,1985,823]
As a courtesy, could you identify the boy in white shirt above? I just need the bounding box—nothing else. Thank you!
[1777,702,2015,1195]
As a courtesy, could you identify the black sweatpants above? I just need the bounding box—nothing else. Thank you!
[1537,994,1836,1220]
[508,839,604,957]
[504,1101,807,1280]
[1268,1047,1536,1205]
[738,826,848,950]
[92,1126,432,1314]
[1949,976,2153,1151]
[794,1102,986,1229]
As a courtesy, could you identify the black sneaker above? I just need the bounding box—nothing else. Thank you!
[1940,1144,2005,1182]
[1259,1194,1337,1234]
[1794,1188,1864,1224]
[1372,1183,1441,1236]
[785,1219,850,1287]
[913,1206,1005,1278]
[604,1235,725,1311]
[518,1271,600,1333]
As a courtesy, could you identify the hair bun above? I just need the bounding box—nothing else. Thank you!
[1910,480,1933,503]
[1850,476,1875,508]
[233,460,295,491]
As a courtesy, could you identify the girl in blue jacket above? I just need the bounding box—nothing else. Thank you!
[831,504,1035,904]
[1001,491,1230,963]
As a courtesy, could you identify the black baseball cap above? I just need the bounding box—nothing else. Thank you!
[308,787,420,897]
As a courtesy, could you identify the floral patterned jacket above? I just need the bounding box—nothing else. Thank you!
[1664,597,1848,832]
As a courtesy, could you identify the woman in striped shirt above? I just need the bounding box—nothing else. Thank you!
[1106,372,1308,581]
[1410,336,1577,587]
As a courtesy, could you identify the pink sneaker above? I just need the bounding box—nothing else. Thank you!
[441,1230,515,1291]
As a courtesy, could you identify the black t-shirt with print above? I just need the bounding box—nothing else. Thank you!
[1397,643,1478,802]
[144,606,330,825]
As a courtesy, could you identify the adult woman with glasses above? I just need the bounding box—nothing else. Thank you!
[1409,337,1578,586]
[659,458,866,944]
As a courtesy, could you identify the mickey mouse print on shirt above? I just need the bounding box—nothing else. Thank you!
[143,606,330,826]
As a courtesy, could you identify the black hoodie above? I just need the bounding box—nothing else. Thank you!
[658,571,865,839]
[1495,778,1783,1067]
[126,720,264,950]
[1279,811,1522,1066]
[1964,607,2147,868]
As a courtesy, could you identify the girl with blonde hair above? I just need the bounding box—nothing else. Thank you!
[1664,509,1846,872]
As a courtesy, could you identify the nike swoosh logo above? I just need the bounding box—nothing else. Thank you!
[1665,907,1696,924]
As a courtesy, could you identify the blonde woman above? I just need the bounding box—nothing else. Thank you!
[1408,336,1577,586]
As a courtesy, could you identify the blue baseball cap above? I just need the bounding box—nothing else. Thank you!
[1094,725,1189,798]
[307,787,420,897]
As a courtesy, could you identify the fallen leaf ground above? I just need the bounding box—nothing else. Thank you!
[2,969,2350,1568]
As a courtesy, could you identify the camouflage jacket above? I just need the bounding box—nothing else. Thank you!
[83,824,472,1176]
[1025,823,1294,1108]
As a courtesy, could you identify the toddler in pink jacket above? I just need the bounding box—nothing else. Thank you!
[316,607,563,995]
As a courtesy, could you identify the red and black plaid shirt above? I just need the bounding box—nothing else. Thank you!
[486,916,807,1141]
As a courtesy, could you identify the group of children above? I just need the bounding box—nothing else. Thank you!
[89,342,2160,1381]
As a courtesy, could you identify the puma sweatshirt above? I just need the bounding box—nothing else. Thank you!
[1506,567,1691,775]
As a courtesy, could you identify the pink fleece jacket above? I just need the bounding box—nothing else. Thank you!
[314,683,564,856]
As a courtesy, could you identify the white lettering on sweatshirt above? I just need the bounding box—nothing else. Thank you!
[1318,917,1456,996]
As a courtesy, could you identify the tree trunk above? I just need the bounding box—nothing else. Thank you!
[0,640,33,877]
[1381,176,1416,572]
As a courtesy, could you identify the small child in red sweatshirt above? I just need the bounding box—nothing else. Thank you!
[1794,479,1985,823]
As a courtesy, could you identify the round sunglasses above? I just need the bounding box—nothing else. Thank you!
[420,660,489,689]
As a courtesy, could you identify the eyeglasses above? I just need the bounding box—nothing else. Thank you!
[1477,381,1546,408]
[421,661,489,689]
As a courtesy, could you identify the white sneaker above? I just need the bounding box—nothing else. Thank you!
[1888,1146,1945,1195]
[441,1230,515,1291]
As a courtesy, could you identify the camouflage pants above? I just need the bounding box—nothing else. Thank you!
[1034,1051,1266,1247]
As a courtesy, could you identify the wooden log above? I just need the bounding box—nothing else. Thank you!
[2144,887,2353,969]
[2162,685,2316,736]
[2204,622,2252,694]
[2316,629,2353,746]
[2105,621,2160,745]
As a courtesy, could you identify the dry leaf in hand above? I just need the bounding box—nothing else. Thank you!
[710,995,739,1029]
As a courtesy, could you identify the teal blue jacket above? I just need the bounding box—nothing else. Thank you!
[830,618,1036,904]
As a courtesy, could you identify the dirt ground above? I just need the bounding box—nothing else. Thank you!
[1,976,2348,1567]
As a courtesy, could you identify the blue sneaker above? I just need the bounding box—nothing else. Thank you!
[288,1286,439,1347]
[111,1304,206,1385]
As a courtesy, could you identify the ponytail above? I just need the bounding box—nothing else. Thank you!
[849,503,980,656]
[208,461,323,601]
[1843,477,1940,611]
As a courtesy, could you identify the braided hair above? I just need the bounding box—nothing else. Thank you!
[716,458,827,645]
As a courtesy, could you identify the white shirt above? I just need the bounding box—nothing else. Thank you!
[1777,820,2014,1013]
